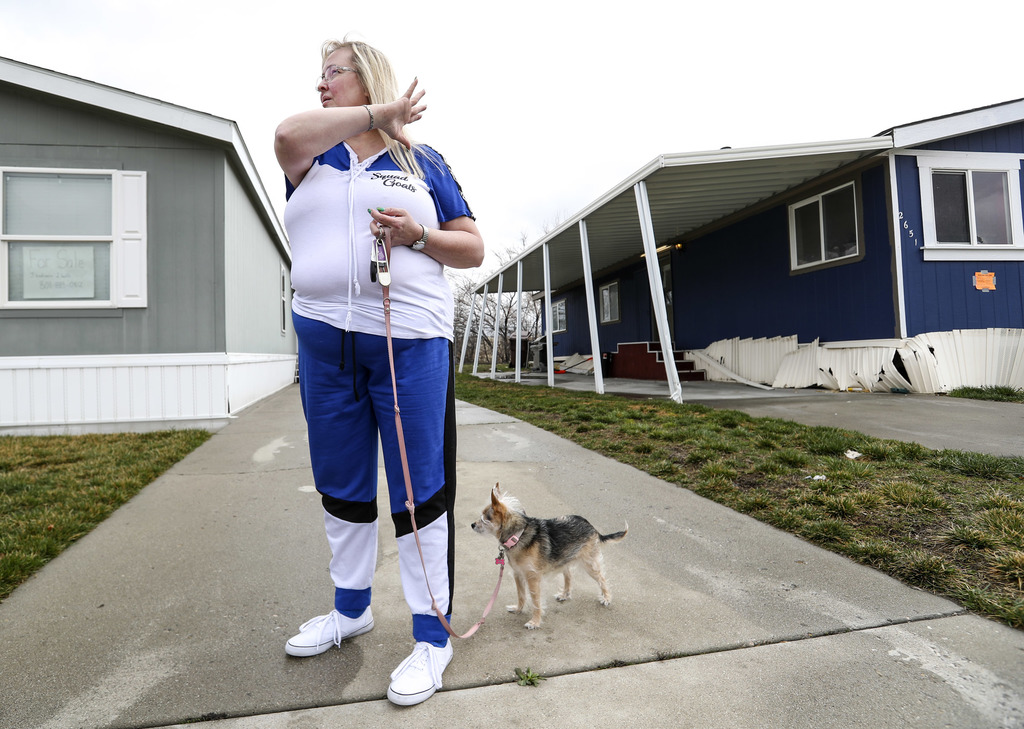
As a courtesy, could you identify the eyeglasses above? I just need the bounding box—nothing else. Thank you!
[317,65,357,87]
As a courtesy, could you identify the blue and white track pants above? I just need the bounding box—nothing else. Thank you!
[294,313,456,646]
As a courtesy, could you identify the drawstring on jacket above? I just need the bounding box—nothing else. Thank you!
[338,144,387,403]
[343,145,385,332]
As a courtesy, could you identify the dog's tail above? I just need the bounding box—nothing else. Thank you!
[599,522,628,543]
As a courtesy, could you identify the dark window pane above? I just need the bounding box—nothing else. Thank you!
[932,172,970,243]
[794,202,821,265]
[972,171,1011,245]
[822,185,857,259]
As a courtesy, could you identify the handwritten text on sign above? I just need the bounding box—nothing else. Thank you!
[22,245,95,299]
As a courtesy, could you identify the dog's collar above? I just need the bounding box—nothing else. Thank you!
[503,529,525,549]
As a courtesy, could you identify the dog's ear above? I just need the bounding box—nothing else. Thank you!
[491,483,501,505]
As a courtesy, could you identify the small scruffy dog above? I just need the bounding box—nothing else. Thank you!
[471,484,627,629]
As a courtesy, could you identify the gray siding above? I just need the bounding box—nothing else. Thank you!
[0,86,242,356]
[224,160,295,354]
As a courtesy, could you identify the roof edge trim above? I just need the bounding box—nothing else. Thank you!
[487,136,893,279]
[889,98,1024,148]
[0,57,234,141]
[1,55,289,259]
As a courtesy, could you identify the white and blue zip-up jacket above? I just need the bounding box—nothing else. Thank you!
[284,142,474,341]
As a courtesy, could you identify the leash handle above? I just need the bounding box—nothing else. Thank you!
[378,225,502,640]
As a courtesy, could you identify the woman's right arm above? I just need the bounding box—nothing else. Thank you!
[275,106,373,186]
[275,80,425,187]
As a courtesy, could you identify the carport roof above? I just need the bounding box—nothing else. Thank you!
[474,136,894,294]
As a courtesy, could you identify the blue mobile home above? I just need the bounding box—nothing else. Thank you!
[467,99,1024,398]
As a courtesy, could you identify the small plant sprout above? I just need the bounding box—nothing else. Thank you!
[514,667,547,687]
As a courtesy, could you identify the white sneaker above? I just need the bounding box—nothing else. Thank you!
[284,608,374,657]
[386,640,453,706]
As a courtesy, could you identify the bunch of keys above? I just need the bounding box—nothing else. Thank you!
[369,224,391,286]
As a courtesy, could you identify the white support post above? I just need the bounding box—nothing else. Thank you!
[515,262,524,383]
[635,180,683,403]
[458,290,479,373]
[489,273,504,378]
[472,283,488,375]
[542,242,555,388]
[579,219,605,394]
[887,151,908,339]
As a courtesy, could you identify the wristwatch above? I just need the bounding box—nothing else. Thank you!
[412,225,429,251]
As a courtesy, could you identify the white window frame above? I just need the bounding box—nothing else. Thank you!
[1,167,148,309]
[788,181,860,272]
[280,262,289,335]
[916,151,1024,261]
[552,298,567,333]
[599,280,620,324]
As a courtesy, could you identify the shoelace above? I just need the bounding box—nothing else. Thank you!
[390,642,447,689]
[298,612,344,649]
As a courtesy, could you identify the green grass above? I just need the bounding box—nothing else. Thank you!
[0,429,211,602]
[454,374,1024,629]
[949,386,1024,404]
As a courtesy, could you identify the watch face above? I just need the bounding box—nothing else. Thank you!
[412,240,425,250]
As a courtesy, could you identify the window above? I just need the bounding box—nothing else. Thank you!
[280,263,289,335]
[551,299,567,333]
[599,281,619,324]
[917,153,1024,260]
[1,168,147,308]
[788,182,859,271]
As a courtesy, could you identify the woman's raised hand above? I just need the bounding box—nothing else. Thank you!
[377,79,426,149]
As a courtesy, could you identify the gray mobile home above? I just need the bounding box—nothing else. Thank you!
[0,57,296,433]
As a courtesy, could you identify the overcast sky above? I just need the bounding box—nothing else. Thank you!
[1,0,1020,274]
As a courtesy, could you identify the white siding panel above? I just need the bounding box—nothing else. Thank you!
[226,354,298,413]
[1008,330,1024,384]
[48,368,68,423]
[177,365,195,419]
[773,341,820,389]
[701,336,799,385]
[0,352,294,433]
[696,329,1024,394]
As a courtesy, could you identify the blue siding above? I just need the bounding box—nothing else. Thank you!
[673,164,895,348]
[551,266,652,356]
[550,118,1024,358]
[919,122,1024,154]
[895,121,1024,336]
[609,267,654,347]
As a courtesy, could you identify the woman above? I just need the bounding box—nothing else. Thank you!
[275,37,484,707]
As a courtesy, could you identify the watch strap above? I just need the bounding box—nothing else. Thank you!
[412,224,428,251]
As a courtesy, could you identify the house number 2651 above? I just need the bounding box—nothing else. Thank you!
[898,212,918,247]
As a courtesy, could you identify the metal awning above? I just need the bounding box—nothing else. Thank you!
[463,135,895,400]
[474,136,894,295]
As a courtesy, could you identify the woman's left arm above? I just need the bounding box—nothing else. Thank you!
[370,209,484,269]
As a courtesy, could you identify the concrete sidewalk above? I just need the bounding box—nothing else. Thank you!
[1,384,1022,728]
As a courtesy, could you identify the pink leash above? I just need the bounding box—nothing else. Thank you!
[371,224,504,639]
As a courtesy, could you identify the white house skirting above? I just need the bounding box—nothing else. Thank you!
[688,328,1024,394]
[0,352,297,434]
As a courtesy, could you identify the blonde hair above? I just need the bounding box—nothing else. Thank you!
[321,37,424,179]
